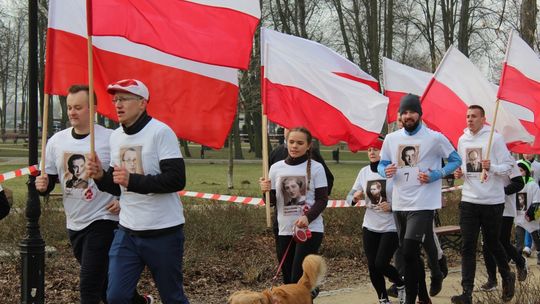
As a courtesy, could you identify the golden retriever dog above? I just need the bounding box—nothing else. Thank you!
[228,255,327,304]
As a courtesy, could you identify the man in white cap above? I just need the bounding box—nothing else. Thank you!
[36,84,152,304]
[86,79,189,304]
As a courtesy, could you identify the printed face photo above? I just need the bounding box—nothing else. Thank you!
[516,193,527,211]
[281,176,307,207]
[398,145,419,168]
[366,180,386,206]
[466,148,483,173]
[120,146,144,174]
[63,153,89,189]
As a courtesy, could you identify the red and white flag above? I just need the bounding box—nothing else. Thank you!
[90,0,260,70]
[45,0,239,149]
[261,28,387,152]
[498,31,540,153]
[421,45,532,147]
[382,57,432,123]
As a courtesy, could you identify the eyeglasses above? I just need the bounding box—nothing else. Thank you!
[112,96,143,104]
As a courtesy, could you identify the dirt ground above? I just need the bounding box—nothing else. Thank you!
[315,256,540,304]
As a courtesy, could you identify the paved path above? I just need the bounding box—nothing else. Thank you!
[315,256,540,304]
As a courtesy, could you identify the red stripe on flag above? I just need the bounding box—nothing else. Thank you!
[45,29,238,148]
[90,0,259,69]
[421,79,469,147]
[333,72,380,92]
[384,91,406,123]
[498,64,540,149]
[264,80,381,152]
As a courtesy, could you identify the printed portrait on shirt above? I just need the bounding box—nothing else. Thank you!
[465,148,483,173]
[119,146,144,175]
[366,180,387,209]
[277,176,308,217]
[397,145,420,168]
[517,193,527,212]
[63,152,89,190]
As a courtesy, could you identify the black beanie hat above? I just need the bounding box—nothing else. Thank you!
[399,94,422,116]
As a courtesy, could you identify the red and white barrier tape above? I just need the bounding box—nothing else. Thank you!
[177,190,265,206]
[0,165,39,182]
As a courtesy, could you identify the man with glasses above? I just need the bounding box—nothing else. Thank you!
[86,79,189,304]
[36,84,152,304]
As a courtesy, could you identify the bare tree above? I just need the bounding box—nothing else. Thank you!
[520,0,537,47]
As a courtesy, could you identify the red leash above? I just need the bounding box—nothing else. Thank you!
[271,238,294,284]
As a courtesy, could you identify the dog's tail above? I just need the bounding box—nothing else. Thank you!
[297,255,327,291]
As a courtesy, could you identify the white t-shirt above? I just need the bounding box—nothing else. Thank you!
[351,166,396,233]
[531,160,540,185]
[269,159,327,235]
[503,164,522,218]
[44,125,118,230]
[110,119,185,230]
[380,125,456,211]
[458,126,513,205]
[514,182,540,233]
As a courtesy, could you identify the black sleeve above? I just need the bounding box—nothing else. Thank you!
[0,190,10,220]
[268,145,287,167]
[127,158,186,194]
[269,189,276,207]
[95,167,121,196]
[311,148,334,195]
[505,176,525,195]
[37,174,59,196]
[305,187,328,223]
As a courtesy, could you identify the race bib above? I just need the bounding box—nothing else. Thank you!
[395,167,420,187]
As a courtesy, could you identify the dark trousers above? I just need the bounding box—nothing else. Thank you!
[362,228,402,300]
[68,220,118,304]
[394,210,434,303]
[515,226,540,255]
[483,216,525,281]
[459,202,511,294]
[107,227,189,304]
[276,232,323,284]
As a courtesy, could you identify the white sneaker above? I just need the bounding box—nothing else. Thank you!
[523,246,532,257]
[397,285,406,304]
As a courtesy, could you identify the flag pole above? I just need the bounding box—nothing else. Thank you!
[86,0,95,155]
[481,32,513,182]
[481,98,501,183]
[39,94,49,173]
[262,41,271,228]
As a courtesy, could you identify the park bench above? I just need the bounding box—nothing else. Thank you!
[434,208,461,251]
[1,132,28,144]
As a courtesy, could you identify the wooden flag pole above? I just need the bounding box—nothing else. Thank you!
[262,42,271,228]
[481,98,501,183]
[86,1,95,155]
[39,94,50,174]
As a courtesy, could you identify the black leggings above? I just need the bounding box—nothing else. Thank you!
[362,228,403,300]
[276,232,324,284]
[483,216,526,281]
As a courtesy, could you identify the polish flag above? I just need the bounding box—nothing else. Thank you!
[261,28,388,152]
[421,45,532,147]
[89,0,260,70]
[382,57,432,123]
[498,31,540,153]
[45,0,239,149]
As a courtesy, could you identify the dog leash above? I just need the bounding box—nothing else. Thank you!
[271,237,294,286]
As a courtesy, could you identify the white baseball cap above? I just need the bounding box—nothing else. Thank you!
[107,79,149,101]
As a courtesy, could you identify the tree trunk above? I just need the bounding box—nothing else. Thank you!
[520,0,537,47]
[233,109,243,159]
[332,0,354,61]
[59,95,68,129]
[384,0,394,59]
[227,133,234,189]
[180,139,191,158]
[457,0,470,57]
